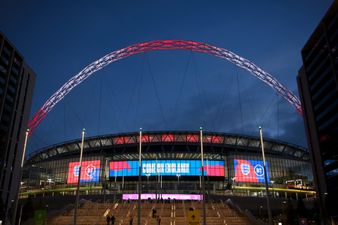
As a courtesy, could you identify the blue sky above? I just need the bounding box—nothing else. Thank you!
[0,0,333,154]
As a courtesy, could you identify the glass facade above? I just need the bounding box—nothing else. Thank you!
[22,134,314,200]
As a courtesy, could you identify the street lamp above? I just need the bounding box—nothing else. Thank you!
[74,128,86,225]
[200,127,206,225]
[12,128,29,225]
[138,128,142,225]
[176,174,181,191]
[259,127,273,225]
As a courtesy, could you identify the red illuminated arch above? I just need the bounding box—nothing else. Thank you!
[29,40,302,135]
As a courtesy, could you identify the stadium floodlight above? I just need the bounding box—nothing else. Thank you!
[259,127,273,225]
[74,128,85,225]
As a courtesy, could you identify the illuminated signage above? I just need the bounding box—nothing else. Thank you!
[233,159,270,183]
[67,160,101,184]
[122,193,202,201]
[109,160,224,177]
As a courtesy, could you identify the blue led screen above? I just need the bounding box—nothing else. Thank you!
[109,160,225,177]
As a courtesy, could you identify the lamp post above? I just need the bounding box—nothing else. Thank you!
[200,127,206,225]
[176,174,181,191]
[259,127,273,225]
[74,128,85,225]
[12,128,29,225]
[156,157,159,201]
[138,128,142,225]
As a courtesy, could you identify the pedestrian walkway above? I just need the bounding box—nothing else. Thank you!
[46,199,254,225]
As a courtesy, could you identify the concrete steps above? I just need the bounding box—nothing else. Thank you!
[48,200,255,225]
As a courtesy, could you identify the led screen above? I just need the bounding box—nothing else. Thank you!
[233,159,270,183]
[123,194,202,201]
[67,160,101,184]
[109,160,224,177]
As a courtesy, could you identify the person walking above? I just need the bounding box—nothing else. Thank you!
[152,208,156,218]
[111,215,115,225]
[156,216,161,225]
[106,215,111,225]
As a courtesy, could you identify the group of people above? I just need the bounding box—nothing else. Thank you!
[108,214,133,225]
[106,215,116,225]
[106,212,160,225]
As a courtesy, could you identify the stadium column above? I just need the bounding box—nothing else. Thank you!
[74,128,85,225]
[138,128,142,225]
[200,127,206,225]
[259,127,273,225]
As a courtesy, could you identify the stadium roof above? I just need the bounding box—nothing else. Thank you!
[27,131,309,163]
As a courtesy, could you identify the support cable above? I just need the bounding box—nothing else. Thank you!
[64,98,72,135]
[277,93,280,140]
[236,67,244,133]
[133,60,145,129]
[191,54,211,112]
[64,97,86,135]
[97,76,103,135]
[102,77,123,132]
[211,66,235,132]
[63,96,66,141]
[145,53,168,128]
[191,54,208,127]
[131,55,146,129]
[257,94,279,128]
[174,51,192,115]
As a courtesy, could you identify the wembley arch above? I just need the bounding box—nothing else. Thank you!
[28,40,302,134]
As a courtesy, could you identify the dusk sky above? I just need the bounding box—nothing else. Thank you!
[0,0,333,155]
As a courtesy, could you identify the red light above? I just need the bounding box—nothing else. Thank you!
[142,135,150,142]
[161,134,174,142]
[114,137,125,144]
[186,134,198,142]
[211,136,222,143]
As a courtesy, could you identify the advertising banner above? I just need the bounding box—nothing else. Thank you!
[233,159,270,183]
[67,160,101,184]
[122,193,202,201]
[109,160,224,177]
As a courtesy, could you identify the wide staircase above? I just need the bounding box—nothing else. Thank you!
[48,200,255,225]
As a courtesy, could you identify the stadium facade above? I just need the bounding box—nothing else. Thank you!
[22,131,315,199]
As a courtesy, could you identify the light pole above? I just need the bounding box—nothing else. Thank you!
[12,128,29,225]
[138,128,142,225]
[156,157,159,201]
[200,127,206,225]
[176,174,181,191]
[74,128,85,225]
[259,126,273,225]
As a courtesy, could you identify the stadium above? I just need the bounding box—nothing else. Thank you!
[18,131,317,225]
[22,130,314,199]
[17,39,317,224]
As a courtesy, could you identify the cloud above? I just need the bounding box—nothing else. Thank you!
[141,79,307,147]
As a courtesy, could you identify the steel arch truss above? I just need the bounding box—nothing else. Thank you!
[28,40,302,134]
